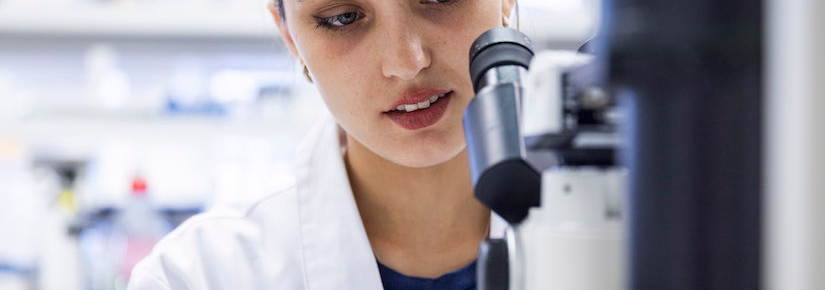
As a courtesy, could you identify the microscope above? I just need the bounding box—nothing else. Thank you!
[465,28,624,290]
[463,0,803,286]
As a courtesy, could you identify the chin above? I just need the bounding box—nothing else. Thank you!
[386,120,468,168]
[384,140,466,168]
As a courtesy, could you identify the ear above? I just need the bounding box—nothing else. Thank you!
[501,0,516,20]
[268,1,301,60]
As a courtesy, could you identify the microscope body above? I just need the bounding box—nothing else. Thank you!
[519,167,624,290]
[464,28,625,290]
[517,51,625,290]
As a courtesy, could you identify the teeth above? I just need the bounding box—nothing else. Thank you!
[418,100,430,109]
[393,92,449,112]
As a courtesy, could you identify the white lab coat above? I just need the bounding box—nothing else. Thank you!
[127,110,507,290]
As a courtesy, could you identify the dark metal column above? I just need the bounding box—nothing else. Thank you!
[604,0,763,289]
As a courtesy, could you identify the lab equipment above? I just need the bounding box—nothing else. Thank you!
[111,177,171,282]
[78,175,173,290]
[465,30,625,289]
[607,0,761,288]
[466,0,825,287]
[764,0,825,289]
[521,50,624,290]
[463,28,541,226]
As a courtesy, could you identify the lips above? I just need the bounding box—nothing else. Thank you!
[383,91,453,130]
[384,88,452,112]
[389,92,448,113]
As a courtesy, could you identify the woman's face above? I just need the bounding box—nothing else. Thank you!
[273,0,512,167]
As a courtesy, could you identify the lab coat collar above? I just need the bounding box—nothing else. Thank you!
[294,111,384,290]
[294,110,509,290]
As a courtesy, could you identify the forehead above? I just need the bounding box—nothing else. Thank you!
[289,0,415,6]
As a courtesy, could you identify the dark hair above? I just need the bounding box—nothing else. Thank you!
[274,0,286,22]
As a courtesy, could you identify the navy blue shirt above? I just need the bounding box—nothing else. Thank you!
[377,260,477,290]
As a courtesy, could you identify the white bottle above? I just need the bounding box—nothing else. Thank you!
[111,176,170,287]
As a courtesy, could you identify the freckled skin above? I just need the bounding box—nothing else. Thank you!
[277,0,509,167]
[269,0,517,278]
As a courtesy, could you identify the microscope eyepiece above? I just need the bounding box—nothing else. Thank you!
[464,28,540,224]
[469,28,535,92]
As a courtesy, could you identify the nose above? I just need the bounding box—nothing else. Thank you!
[380,20,432,80]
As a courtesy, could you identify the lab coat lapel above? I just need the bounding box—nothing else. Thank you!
[294,111,384,290]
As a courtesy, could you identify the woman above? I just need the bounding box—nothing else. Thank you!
[128,0,515,289]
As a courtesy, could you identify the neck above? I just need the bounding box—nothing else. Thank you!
[344,135,490,278]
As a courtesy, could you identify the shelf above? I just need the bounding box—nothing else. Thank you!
[0,2,279,40]
[0,1,594,45]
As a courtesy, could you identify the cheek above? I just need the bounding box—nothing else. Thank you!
[431,2,502,69]
[297,41,375,123]
[293,25,369,84]
[318,87,372,131]
[431,4,501,106]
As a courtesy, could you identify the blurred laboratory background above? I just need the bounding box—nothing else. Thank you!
[0,0,599,289]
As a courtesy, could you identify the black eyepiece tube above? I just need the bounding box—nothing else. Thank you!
[469,28,535,92]
[463,28,540,224]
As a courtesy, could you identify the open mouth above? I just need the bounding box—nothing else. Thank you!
[386,92,449,113]
[384,91,453,130]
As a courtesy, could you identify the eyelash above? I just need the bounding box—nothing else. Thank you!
[313,0,460,33]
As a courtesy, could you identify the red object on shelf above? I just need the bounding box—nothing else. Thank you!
[131,176,147,196]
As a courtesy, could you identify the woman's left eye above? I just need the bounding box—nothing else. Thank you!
[316,11,364,29]
[330,12,360,26]
[315,0,459,32]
